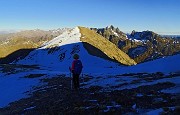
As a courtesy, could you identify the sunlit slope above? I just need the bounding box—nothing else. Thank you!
[79,27,137,65]
[0,37,39,58]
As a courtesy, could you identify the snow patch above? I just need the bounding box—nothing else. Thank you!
[41,27,81,49]
[111,29,119,37]
[0,72,40,108]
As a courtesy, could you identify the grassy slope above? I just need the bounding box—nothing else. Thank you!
[0,37,39,58]
[0,34,53,59]
[79,27,137,66]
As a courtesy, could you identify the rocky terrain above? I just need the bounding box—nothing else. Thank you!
[0,65,179,114]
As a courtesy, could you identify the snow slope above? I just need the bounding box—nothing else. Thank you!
[17,27,120,74]
[128,54,180,73]
[0,66,67,108]
[0,72,40,107]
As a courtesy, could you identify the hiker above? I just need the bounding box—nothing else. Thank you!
[70,54,83,90]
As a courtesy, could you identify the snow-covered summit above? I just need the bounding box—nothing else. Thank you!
[41,27,81,49]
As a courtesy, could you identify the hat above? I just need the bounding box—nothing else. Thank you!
[73,54,79,59]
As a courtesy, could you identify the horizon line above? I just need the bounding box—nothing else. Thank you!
[0,27,180,36]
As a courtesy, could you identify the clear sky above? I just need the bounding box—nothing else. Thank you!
[0,0,179,34]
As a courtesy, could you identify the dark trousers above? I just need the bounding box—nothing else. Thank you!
[73,74,80,89]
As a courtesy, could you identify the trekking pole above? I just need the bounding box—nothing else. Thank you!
[82,72,84,89]
[70,72,72,90]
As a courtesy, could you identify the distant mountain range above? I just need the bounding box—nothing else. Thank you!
[160,35,180,39]
[0,25,179,64]
[0,28,70,59]
[0,30,20,34]
[91,25,180,63]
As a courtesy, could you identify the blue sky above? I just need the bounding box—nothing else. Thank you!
[0,0,179,34]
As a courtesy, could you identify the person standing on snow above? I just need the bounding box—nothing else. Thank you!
[70,54,83,90]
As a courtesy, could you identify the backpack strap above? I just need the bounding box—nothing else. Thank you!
[71,59,78,71]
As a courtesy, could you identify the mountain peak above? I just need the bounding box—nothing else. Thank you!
[90,25,127,40]
[15,26,136,69]
[106,25,115,30]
